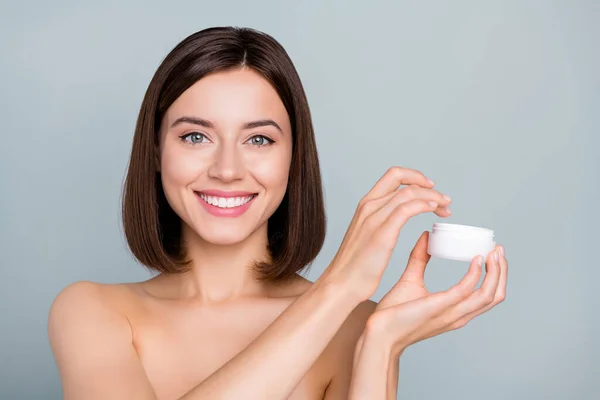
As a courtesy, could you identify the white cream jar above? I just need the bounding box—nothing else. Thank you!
[427,223,496,262]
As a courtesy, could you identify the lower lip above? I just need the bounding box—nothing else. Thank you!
[196,193,257,218]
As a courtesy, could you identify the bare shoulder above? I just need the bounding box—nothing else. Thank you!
[49,281,111,325]
[49,281,139,324]
[48,281,135,354]
[48,281,155,398]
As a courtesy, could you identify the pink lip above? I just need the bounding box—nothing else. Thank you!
[195,192,257,218]
[199,189,257,198]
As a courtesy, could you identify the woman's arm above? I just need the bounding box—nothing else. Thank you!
[352,331,400,400]
[180,280,364,399]
[346,325,394,400]
[351,332,400,400]
[387,354,400,400]
[49,279,365,400]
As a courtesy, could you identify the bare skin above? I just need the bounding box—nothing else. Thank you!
[57,274,374,400]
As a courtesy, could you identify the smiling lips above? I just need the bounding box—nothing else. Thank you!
[195,190,258,217]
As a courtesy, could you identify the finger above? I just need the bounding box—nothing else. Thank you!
[404,255,486,340]
[375,199,441,248]
[354,184,452,239]
[441,247,503,328]
[384,185,452,217]
[379,256,484,341]
[363,166,435,202]
[435,206,453,218]
[407,255,484,317]
[457,245,508,322]
[441,254,484,304]
[475,247,503,304]
[372,186,452,229]
[497,245,508,302]
[422,247,505,338]
[398,231,431,284]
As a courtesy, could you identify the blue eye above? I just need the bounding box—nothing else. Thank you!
[180,132,208,144]
[247,135,274,146]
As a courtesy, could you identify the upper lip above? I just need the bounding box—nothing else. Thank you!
[196,189,258,198]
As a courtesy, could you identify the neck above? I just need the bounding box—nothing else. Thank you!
[164,222,273,304]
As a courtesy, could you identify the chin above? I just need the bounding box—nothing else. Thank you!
[190,222,260,246]
[199,230,250,246]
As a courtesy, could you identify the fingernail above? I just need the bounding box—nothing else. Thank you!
[499,245,505,256]
[494,250,499,262]
[429,201,438,208]
[476,256,483,266]
[445,207,452,214]
[427,178,435,186]
[443,195,452,202]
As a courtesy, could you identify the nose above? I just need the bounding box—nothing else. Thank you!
[207,141,246,182]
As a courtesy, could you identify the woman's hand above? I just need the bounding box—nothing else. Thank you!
[366,231,508,356]
[317,166,452,302]
[348,235,507,399]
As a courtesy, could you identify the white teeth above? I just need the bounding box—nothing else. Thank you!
[199,193,255,209]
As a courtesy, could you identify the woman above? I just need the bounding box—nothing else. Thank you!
[48,26,508,399]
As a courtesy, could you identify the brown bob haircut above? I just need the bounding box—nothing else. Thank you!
[122,26,326,282]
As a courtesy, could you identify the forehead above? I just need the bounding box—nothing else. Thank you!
[164,68,291,132]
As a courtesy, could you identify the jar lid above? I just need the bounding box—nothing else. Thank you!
[432,223,494,238]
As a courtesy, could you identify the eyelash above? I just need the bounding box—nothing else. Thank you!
[178,132,275,147]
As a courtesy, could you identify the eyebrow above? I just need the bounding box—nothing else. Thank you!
[170,116,283,134]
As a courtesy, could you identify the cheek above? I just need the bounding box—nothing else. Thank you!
[249,149,292,195]
[263,166,290,195]
[160,146,206,191]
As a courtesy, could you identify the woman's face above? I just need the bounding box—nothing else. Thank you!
[158,68,293,245]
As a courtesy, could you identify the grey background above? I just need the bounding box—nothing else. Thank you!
[1,0,598,399]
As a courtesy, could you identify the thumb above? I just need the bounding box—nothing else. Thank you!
[399,231,431,282]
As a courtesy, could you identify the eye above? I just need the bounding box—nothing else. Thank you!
[179,132,209,144]
[246,135,274,147]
